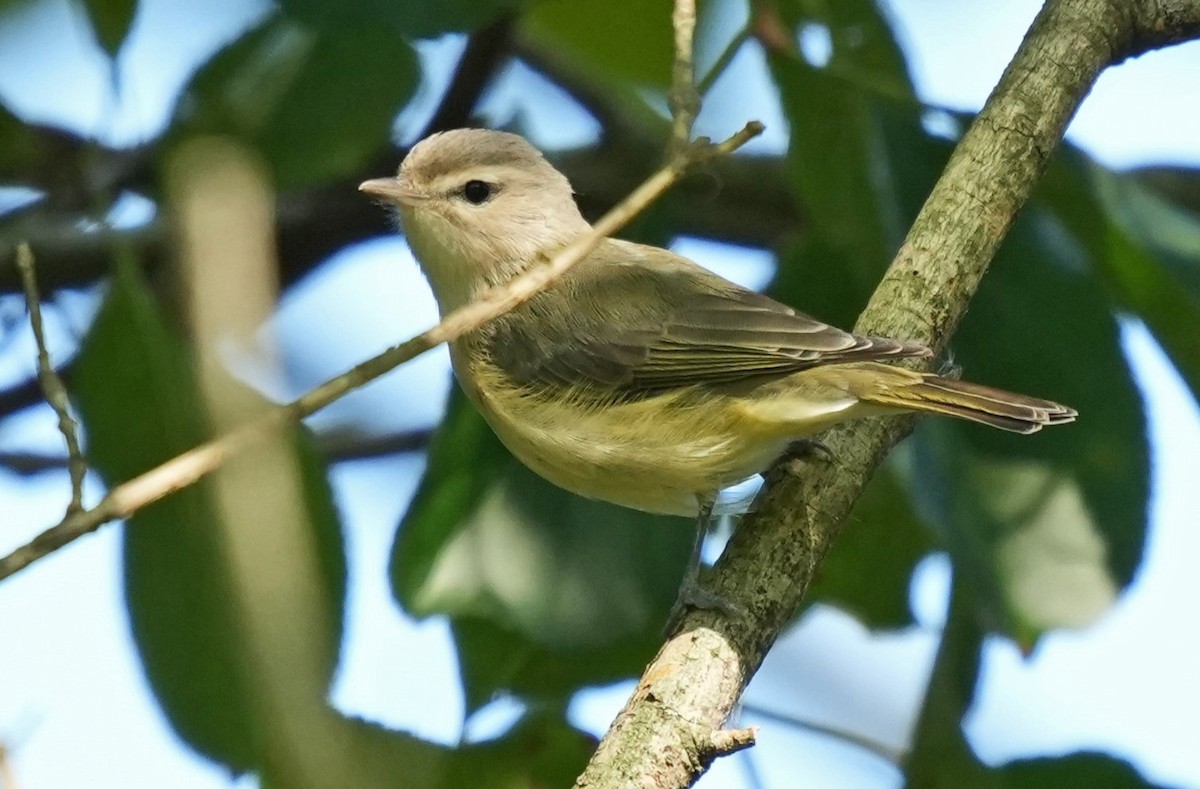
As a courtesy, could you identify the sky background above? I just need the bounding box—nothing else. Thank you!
[1,0,1198,787]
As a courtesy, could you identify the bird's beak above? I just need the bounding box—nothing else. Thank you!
[359,177,423,207]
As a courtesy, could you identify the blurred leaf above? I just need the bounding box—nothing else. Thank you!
[1134,165,1200,219]
[279,0,520,38]
[958,211,1149,591]
[393,388,690,712]
[998,753,1167,788]
[0,103,35,176]
[807,462,933,629]
[900,209,1147,642]
[1049,156,1200,404]
[451,615,662,714]
[777,0,914,95]
[904,426,1120,643]
[1106,168,1200,295]
[448,710,595,788]
[174,14,418,188]
[769,68,940,328]
[906,581,1164,788]
[253,711,589,789]
[522,0,674,90]
[80,0,137,57]
[72,261,347,769]
[905,580,994,789]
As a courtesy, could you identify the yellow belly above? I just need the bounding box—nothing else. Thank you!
[450,347,783,516]
[447,339,875,516]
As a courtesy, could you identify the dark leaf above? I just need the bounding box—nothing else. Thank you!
[279,0,520,38]
[769,68,940,328]
[905,581,995,789]
[392,388,690,712]
[807,462,934,629]
[81,0,137,57]
[777,0,915,94]
[902,207,1147,643]
[998,753,1167,788]
[174,14,418,188]
[522,0,675,90]
[1042,154,1200,404]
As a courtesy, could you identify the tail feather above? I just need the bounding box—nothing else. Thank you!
[863,374,1078,434]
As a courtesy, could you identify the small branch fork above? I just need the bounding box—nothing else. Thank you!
[0,122,762,583]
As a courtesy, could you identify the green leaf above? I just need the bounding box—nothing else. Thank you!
[959,211,1149,588]
[807,462,933,629]
[80,0,137,57]
[522,0,675,90]
[450,615,662,714]
[174,14,418,188]
[899,209,1147,642]
[1076,159,1200,404]
[447,710,595,789]
[769,68,943,328]
[777,0,915,96]
[278,0,520,38]
[998,753,1167,788]
[0,102,35,178]
[392,388,690,712]
[905,580,995,789]
[254,711,590,789]
[72,262,347,769]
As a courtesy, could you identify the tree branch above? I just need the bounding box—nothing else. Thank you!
[418,16,515,140]
[0,123,763,583]
[572,1,1200,786]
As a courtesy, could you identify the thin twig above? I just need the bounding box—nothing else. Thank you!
[741,703,905,766]
[0,452,70,476]
[15,244,86,515]
[697,25,751,95]
[668,0,700,156]
[0,428,436,476]
[0,122,763,583]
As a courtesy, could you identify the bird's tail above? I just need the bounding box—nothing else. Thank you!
[852,366,1077,434]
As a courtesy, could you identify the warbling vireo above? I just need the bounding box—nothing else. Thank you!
[360,129,1076,519]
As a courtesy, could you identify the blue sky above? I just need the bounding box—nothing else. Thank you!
[1,0,1198,787]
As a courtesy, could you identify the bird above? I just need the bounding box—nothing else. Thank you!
[361,127,1076,520]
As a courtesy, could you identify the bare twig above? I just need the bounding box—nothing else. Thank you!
[668,0,700,156]
[0,122,763,583]
[697,25,751,95]
[0,428,436,476]
[0,452,69,476]
[15,244,86,514]
[741,703,904,766]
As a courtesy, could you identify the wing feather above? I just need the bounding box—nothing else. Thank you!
[484,240,930,399]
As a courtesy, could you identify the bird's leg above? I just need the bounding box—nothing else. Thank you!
[781,436,834,463]
[664,496,743,635]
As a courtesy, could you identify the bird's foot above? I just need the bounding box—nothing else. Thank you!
[663,575,746,637]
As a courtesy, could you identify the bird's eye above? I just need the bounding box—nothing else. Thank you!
[462,180,492,204]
